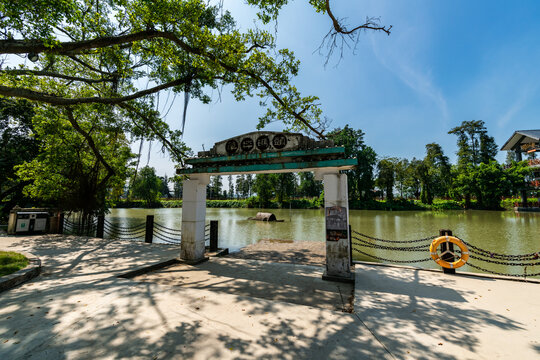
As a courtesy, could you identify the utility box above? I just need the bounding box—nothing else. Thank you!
[8,207,56,235]
[15,212,48,233]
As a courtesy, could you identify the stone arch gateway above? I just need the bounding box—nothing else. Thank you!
[176,131,357,282]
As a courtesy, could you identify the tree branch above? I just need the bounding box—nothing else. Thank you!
[1,29,324,138]
[65,108,115,188]
[68,55,114,76]
[118,102,187,164]
[0,76,191,106]
[0,180,31,201]
[0,30,164,55]
[2,69,115,84]
[325,0,391,36]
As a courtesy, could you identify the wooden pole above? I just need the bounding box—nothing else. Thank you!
[145,215,154,244]
[96,215,105,239]
[58,213,64,234]
[349,224,353,267]
[210,220,218,252]
[439,229,455,274]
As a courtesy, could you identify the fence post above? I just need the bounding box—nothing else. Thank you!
[349,224,353,266]
[209,220,218,252]
[439,229,455,274]
[145,215,154,244]
[58,213,64,234]
[96,215,105,239]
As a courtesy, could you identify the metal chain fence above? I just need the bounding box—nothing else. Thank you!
[62,217,217,248]
[352,230,540,278]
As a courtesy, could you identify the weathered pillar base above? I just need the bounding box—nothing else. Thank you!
[181,174,210,263]
[322,270,355,283]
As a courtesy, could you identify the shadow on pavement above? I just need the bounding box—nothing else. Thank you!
[354,265,528,360]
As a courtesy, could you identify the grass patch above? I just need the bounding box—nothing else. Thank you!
[0,251,29,277]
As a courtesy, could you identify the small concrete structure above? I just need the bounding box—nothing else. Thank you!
[249,212,282,222]
[7,207,60,235]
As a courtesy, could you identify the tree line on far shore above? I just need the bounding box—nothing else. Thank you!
[1,96,535,219]
[114,121,536,211]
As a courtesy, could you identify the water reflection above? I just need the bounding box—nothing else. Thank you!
[106,208,539,277]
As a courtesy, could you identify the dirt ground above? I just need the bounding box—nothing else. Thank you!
[225,239,326,267]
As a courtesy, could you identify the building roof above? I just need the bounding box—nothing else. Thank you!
[500,130,540,151]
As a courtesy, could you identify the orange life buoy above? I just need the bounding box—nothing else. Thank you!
[430,236,469,269]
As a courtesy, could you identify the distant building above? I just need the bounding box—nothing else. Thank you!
[501,130,540,207]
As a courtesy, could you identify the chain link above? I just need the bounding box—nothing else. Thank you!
[153,228,182,242]
[103,222,146,233]
[468,254,540,267]
[103,226,146,237]
[352,230,437,244]
[352,237,429,252]
[466,262,540,278]
[153,223,182,236]
[458,237,539,260]
[351,228,540,277]
[103,228,144,240]
[103,219,146,230]
[153,233,181,244]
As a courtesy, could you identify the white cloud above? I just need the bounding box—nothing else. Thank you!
[496,86,536,128]
[369,33,449,125]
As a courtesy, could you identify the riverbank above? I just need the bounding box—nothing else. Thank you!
[111,197,540,211]
[226,239,325,267]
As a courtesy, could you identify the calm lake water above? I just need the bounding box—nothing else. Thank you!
[105,208,540,277]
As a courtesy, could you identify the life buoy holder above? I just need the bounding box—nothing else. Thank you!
[430,236,469,269]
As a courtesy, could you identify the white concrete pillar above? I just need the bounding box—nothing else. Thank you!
[315,170,352,282]
[181,174,210,263]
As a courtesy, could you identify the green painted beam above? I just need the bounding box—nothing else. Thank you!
[176,158,357,175]
[185,147,346,165]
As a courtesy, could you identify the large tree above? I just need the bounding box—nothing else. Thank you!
[0,1,390,145]
[0,98,39,216]
[1,1,390,215]
[327,125,377,200]
[207,175,222,199]
[131,166,163,206]
[419,143,451,204]
[448,120,497,167]
[376,158,396,201]
[253,174,275,207]
[298,172,323,198]
[272,173,297,204]
[16,105,133,216]
[448,120,498,207]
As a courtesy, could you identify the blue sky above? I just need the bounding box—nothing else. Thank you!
[148,0,540,176]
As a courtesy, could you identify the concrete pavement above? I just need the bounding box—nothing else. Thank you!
[0,235,389,359]
[1,234,539,359]
[354,263,540,360]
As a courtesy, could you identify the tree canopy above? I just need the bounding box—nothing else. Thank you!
[0,0,392,216]
[0,98,38,214]
[15,105,133,216]
[0,0,391,150]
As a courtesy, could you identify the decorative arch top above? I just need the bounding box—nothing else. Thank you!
[198,131,333,157]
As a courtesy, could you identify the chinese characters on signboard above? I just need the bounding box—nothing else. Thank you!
[325,206,348,241]
[225,134,288,154]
